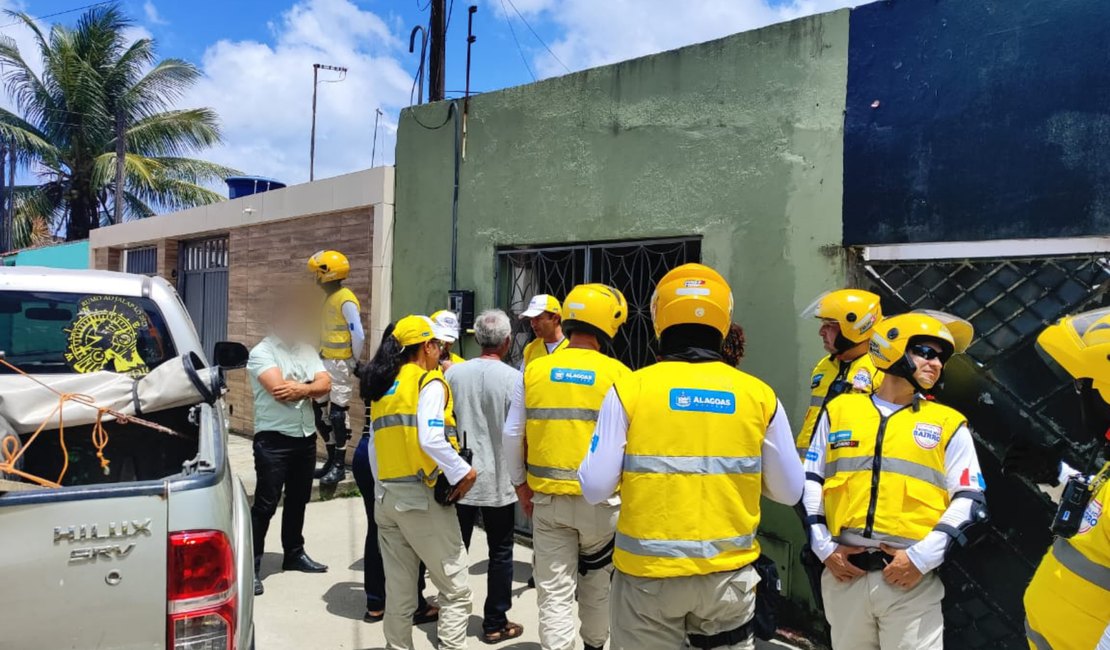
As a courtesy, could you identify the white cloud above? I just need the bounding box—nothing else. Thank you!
[143,1,167,26]
[490,0,867,78]
[183,0,414,186]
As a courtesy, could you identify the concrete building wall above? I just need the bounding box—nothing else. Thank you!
[393,12,851,610]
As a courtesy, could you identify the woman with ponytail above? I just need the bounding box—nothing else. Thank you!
[363,315,476,650]
[352,323,439,625]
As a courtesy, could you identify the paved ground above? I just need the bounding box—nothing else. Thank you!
[251,495,800,650]
[229,431,358,501]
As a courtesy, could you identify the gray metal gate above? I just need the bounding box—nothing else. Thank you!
[124,246,157,275]
[858,251,1110,649]
[179,237,229,363]
[496,237,701,536]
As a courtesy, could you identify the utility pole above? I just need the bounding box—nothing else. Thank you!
[310,63,348,182]
[371,108,383,167]
[429,0,446,102]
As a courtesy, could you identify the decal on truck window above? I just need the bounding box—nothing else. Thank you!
[64,296,152,377]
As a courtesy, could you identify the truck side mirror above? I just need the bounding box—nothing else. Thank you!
[213,341,249,369]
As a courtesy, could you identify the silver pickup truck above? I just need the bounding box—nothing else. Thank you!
[0,267,255,650]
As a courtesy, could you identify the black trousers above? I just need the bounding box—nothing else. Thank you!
[457,502,517,633]
[250,431,317,558]
[351,434,429,612]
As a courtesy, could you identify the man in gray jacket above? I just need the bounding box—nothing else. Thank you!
[445,309,524,644]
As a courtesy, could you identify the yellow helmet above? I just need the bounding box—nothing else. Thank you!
[869,313,969,388]
[393,315,436,347]
[651,263,733,338]
[1037,307,1110,404]
[561,283,628,339]
[307,250,350,283]
[805,289,883,350]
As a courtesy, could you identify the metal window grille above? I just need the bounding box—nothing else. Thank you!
[124,246,157,275]
[181,237,228,271]
[858,251,1110,650]
[496,237,701,370]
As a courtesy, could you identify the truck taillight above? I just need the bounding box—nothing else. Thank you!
[168,530,237,650]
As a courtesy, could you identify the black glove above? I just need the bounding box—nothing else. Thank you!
[1003,442,1062,485]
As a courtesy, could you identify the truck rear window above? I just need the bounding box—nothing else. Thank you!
[0,291,177,377]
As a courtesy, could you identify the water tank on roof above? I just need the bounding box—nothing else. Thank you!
[225,176,286,200]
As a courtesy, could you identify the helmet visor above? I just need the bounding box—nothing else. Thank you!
[799,291,829,319]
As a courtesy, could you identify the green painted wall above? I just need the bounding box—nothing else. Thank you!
[394,11,850,617]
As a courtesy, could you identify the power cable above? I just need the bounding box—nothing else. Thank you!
[504,0,571,74]
[498,0,535,82]
[0,1,115,30]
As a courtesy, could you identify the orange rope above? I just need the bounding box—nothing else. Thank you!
[0,357,187,488]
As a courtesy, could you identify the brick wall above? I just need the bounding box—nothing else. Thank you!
[93,246,121,271]
[225,208,374,443]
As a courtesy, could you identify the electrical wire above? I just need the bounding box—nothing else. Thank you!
[504,0,571,74]
[498,0,535,82]
[0,1,115,30]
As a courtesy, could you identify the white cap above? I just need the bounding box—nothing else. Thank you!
[430,309,460,342]
[519,294,562,319]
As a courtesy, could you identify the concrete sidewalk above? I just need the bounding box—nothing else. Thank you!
[253,496,801,650]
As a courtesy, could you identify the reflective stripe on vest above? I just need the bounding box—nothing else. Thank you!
[614,360,775,579]
[822,394,963,544]
[837,527,920,548]
[524,348,629,495]
[320,287,361,360]
[827,456,946,490]
[797,354,882,456]
[1024,619,1051,650]
[624,455,761,476]
[372,414,418,430]
[1053,537,1110,591]
[615,531,756,559]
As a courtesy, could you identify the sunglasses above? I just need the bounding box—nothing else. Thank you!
[908,344,943,361]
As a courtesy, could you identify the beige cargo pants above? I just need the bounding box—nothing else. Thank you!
[609,564,759,650]
[376,485,473,650]
[532,493,620,650]
[821,568,944,650]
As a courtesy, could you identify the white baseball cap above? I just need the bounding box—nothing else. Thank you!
[430,309,460,342]
[519,294,562,319]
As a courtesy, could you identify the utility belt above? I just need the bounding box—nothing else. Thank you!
[848,550,896,572]
[689,621,753,649]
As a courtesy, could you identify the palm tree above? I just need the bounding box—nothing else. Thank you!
[0,4,238,246]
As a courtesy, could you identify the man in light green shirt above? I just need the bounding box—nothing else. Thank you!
[248,332,332,596]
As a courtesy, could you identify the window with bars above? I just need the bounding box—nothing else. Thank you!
[124,246,157,276]
[496,237,701,370]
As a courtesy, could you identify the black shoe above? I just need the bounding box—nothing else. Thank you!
[585,645,604,650]
[526,576,535,589]
[253,575,264,596]
[314,445,336,480]
[320,460,346,486]
[282,550,328,573]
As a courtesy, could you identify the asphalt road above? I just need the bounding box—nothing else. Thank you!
[254,496,798,649]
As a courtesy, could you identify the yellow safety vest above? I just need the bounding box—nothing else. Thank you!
[424,366,460,446]
[1024,462,1110,650]
[371,363,458,486]
[320,287,361,360]
[449,352,466,365]
[614,361,775,579]
[797,354,883,457]
[524,347,630,494]
[822,394,963,545]
[522,336,568,368]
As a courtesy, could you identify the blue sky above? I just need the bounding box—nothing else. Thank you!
[0,0,863,189]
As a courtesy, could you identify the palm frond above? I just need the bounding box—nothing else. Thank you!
[122,108,223,156]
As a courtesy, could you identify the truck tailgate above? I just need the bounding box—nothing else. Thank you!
[0,492,168,649]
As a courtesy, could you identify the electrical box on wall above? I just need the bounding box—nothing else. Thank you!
[448,290,475,332]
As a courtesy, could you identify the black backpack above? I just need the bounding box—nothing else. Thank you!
[752,555,782,641]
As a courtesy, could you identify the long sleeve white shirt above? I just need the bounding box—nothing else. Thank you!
[502,373,529,487]
[340,300,365,360]
[367,380,471,498]
[801,395,984,574]
[577,387,805,506]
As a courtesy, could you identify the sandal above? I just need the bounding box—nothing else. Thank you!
[413,603,440,625]
[363,609,384,623]
[482,622,524,645]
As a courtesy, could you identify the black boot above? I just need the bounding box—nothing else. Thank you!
[283,549,328,573]
[253,557,264,596]
[314,444,336,480]
[320,451,346,486]
[584,645,604,650]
